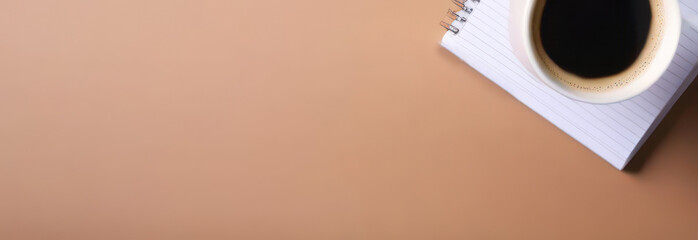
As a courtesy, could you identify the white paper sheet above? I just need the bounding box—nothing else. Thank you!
[441,0,698,169]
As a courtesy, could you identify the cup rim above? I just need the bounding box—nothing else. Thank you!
[520,0,683,104]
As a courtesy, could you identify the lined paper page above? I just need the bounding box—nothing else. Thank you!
[442,0,698,169]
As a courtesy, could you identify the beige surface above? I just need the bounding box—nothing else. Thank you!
[1,0,697,239]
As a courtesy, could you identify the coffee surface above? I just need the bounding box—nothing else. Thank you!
[540,0,652,78]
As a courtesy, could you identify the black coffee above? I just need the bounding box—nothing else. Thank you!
[540,0,652,78]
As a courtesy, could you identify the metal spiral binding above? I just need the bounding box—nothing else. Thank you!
[440,21,460,34]
[447,9,467,22]
[440,0,481,34]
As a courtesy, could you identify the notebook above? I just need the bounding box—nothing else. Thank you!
[440,0,698,169]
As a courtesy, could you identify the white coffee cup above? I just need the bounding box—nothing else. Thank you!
[508,0,692,104]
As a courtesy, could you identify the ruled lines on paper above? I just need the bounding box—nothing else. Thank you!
[441,0,698,169]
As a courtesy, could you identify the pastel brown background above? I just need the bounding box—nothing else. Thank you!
[1,0,697,239]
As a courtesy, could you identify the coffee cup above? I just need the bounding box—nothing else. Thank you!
[508,0,691,103]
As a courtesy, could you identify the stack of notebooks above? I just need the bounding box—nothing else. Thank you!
[441,0,698,169]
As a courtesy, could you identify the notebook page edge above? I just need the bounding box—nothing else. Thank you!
[622,65,698,169]
[442,32,627,169]
[439,0,697,170]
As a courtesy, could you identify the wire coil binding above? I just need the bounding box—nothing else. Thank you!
[440,0,481,34]
[440,21,460,34]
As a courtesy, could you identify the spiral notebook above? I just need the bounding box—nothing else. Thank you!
[440,0,698,169]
